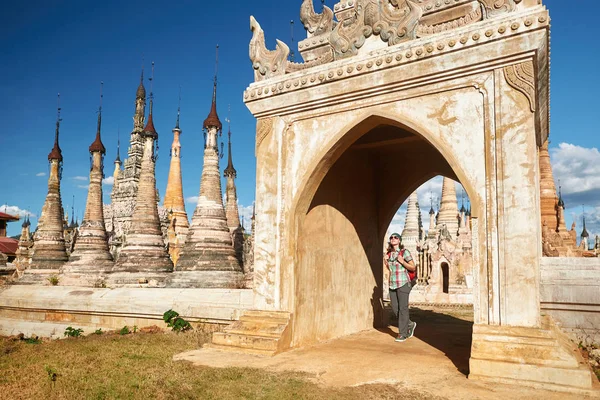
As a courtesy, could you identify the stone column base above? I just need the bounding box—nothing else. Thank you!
[469,317,598,395]
[167,271,245,289]
[16,269,62,285]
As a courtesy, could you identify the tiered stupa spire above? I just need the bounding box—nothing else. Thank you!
[63,83,114,277]
[113,63,174,276]
[427,193,437,239]
[107,66,148,253]
[163,88,189,265]
[15,215,33,272]
[539,140,559,231]
[401,191,420,261]
[29,94,69,274]
[224,113,244,265]
[175,46,243,287]
[112,130,121,193]
[435,177,459,239]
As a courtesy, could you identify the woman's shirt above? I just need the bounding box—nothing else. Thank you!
[388,248,413,290]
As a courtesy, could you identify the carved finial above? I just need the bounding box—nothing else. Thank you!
[224,105,236,178]
[300,0,335,36]
[175,85,181,130]
[557,178,565,209]
[429,191,435,215]
[115,126,121,163]
[143,62,157,137]
[90,82,106,154]
[203,45,222,131]
[249,16,290,81]
[48,93,63,161]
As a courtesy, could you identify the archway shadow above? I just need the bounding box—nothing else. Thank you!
[378,306,473,376]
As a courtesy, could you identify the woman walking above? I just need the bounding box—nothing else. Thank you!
[385,233,417,342]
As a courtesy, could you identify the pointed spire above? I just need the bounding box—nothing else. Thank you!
[48,93,63,161]
[143,62,157,137]
[69,195,76,228]
[136,62,146,99]
[115,127,121,163]
[224,106,236,178]
[429,192,435,215]
[557,179,565,209]
[90,82,106,154]
[175,86,181,131]
[203,45,222,131]
[581,206,590,238]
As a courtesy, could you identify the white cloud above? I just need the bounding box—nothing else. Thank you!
[102,176,114,185]
[36,172,46,177]
[0,205,36,219]
[72,176,88,181]
[186,196,199,204]
[551,143,600,200]
[77,185,90,190]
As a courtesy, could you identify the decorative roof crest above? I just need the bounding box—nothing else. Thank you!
[249,0,525,82]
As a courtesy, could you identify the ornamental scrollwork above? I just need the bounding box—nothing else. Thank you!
[300,0,335,37]
[479,0,522,18]
[250,16,290,82]
[503,60,536,112]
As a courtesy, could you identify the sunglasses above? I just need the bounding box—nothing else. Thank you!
[389,236,400,240]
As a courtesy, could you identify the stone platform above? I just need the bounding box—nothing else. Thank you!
[175,308,599,399]
[0,286,252,338]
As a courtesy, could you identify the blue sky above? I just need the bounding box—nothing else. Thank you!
[1,1,599,239]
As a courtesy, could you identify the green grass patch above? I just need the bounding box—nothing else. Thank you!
[0,330,441,399]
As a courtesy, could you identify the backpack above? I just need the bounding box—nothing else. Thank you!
[388,249,418,285]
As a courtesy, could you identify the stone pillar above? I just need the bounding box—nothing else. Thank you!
[29,115,68,276]
[435,177,459,239]
[539,140,558,231]
[174,81,243,287]
[63,110,113,278]
[401,190,419,263]
[163,120,189,266]
[112,109,174,277]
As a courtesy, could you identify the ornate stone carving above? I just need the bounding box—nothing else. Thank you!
[256,117,274,152]
[479,0,522,19]
[250,16,290,82]
[503,60,536,112]
[417,3,482,36]
[300,0,335,36]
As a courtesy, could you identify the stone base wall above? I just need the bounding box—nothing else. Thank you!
[540,257,600,344]
[0,286,252,339]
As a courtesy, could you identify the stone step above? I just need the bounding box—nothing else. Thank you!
[204,342,275,356]
[212,331,280,352]
[223,323,285,339]
[238,315,290,326]
[242,310,291,320]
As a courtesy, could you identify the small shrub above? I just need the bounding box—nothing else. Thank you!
[45,365,58,387]
[133,325,138,333]
[47,275,59,286]
[119,326,131,335]
[93,328,103,335]
[162,309,192,332]
[24,335,41,344]
[64,327,84,338]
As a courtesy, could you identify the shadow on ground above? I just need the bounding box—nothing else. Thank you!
[380,306,473,376]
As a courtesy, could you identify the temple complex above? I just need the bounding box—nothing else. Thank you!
[112,65,174,278]
[174,57,243,288]
[224,122,244,266]
[163,96,189,266]
[62,85,114,278]
[27,97,68,277]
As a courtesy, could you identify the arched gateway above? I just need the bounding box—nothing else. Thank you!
[213,0,594,391]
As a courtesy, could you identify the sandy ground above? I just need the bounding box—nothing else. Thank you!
[175,308,599,399]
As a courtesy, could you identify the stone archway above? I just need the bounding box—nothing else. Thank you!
[288,114,480,347]
[224,0,593,391]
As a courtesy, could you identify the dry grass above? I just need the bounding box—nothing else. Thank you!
[0,329,445,400]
